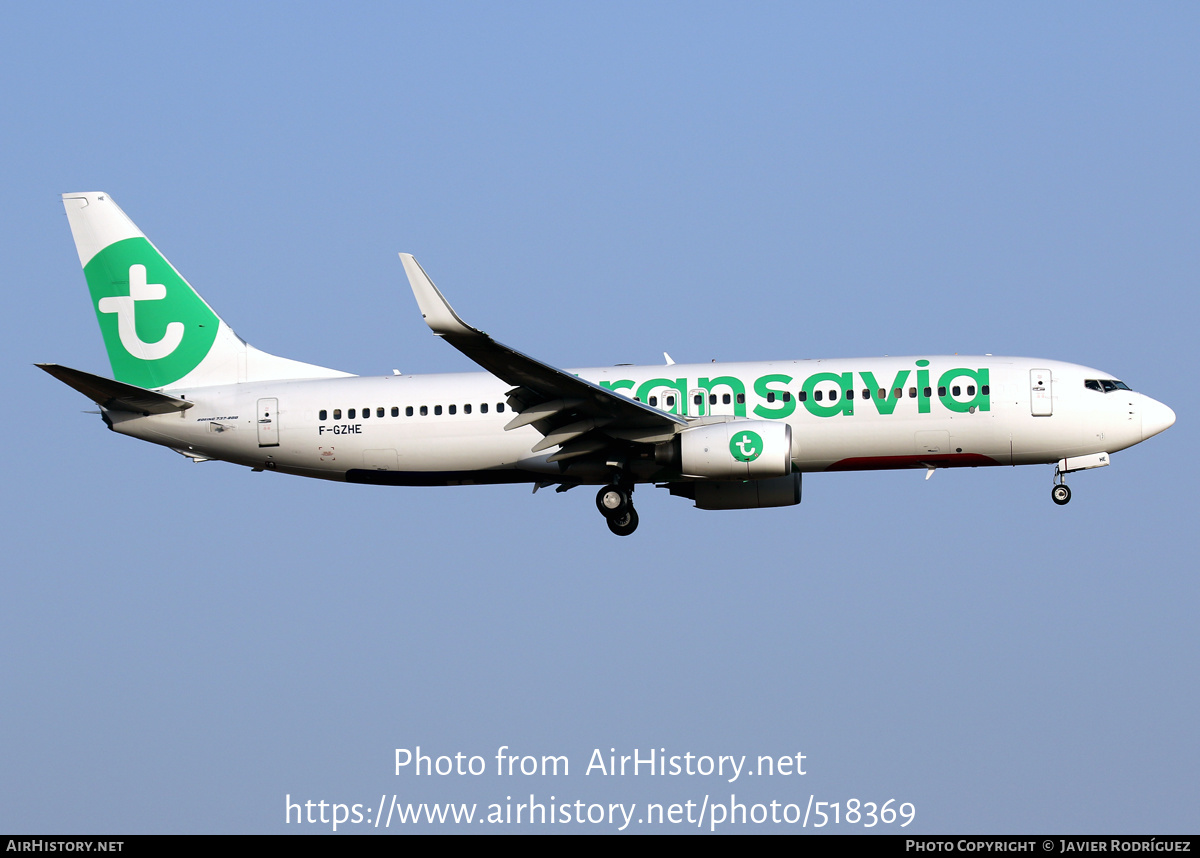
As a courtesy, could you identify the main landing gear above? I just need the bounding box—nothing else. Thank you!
[597,483,639,536]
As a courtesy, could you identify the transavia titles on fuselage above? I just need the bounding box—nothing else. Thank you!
[42,193,1175,535]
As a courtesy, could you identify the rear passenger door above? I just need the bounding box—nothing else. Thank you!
[257,398,279,447]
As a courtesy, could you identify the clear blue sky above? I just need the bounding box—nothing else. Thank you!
[3,2,1196,833]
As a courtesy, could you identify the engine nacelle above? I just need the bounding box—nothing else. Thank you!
[672,420,793,479]
[669,473,803,509]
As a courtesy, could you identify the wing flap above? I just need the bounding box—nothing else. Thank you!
[503,398,583,431]
[529,418,613,454]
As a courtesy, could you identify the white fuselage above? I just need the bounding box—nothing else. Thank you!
[106,355,1170,486]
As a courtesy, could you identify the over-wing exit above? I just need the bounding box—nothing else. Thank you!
[42,193,1175,535]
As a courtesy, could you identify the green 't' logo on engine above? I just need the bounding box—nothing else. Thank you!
[730,430,763,462]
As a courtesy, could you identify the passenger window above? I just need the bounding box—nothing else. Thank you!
[319,410,328,421]
[846,389,854,400]
[362,407,369,419]
[377,407,385,418]
[709,394,717,405]
[829,389,838,402]
[497,403,505,413]
[814,390,823,402]
[783,392,792,402]
[694,394,702,406]
[878,389,886,400]
[981,385,990,395]
[481,403,488,413]
[405,406,413,417]
[649,396,658,407]
[798,390,807,401]
[924,387,932,398]
[723,394,731,405]
[434,405,442,415]
[736,394,745,404]
[449,404,457,415]
[420,405,428,416]
[952,386,961,396]
[391,407,399,417]
[862,389,870,399]
[967,386,975,396]
[766,392,776,403]
[348,408,356,419]
[938,387,946,397]
[465,403,472,414]
[894,388,903,399]
[665,395,675,407]
[909,387,917,398]
[333,409,342,420]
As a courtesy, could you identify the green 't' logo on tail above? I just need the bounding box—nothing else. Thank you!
[84,237,219,388]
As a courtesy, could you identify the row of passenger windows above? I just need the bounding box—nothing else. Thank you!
[317,384,993,421]
[319,403,508,421]
[648,385,988,408]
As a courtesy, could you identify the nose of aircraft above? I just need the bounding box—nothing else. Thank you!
[1141,395,1176,441]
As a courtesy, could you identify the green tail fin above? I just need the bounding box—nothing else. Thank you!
[62,193,351,389]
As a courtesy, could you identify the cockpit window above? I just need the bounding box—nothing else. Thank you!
[1085,379,1132,393]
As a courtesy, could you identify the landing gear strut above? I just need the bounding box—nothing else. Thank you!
[596,483,638,536]
[1051,464,1072,506]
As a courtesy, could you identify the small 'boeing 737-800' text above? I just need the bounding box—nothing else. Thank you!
[42,193,1176,535]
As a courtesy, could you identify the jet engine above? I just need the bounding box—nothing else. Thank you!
[657,421,793,479]
[668,473,803,509]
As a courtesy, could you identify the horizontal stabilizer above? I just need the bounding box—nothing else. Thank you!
[37,363,193,415]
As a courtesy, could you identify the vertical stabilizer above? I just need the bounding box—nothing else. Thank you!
[62,193,352,389]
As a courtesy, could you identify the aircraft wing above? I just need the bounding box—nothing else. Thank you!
[400,254,685,465]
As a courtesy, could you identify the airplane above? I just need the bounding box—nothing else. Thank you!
[41,192,1176,536]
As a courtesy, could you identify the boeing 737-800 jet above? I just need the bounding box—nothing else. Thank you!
[41,193,1176,535]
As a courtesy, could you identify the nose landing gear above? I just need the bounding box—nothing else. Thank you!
[1051,460,1074,505]
[596,483,638,536]
[1051,461,1073,505]
[1050,452,1111,505]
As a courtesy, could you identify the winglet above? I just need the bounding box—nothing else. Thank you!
[394,254,686,432]
[399,253,478,338]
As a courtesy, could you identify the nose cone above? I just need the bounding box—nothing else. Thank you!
[1141,396,1176,441]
